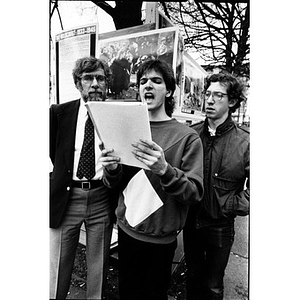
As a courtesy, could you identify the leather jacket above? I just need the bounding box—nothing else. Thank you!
[190,116,249,228]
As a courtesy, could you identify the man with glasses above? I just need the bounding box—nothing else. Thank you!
[50,56,114,299]
[183,72,250,299]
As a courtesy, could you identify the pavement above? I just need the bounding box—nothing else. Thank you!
[66,216,249,299]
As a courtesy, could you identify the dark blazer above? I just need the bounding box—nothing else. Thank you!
[50,99,80,228]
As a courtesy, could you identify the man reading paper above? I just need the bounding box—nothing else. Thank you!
[100,59,204,300]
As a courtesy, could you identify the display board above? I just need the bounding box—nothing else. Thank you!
[55,24,98,104]
[181,52,207,115]
[98,26,183,105]
[53,22,206,123]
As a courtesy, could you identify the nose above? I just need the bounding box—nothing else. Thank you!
[144,79,153,89]
[206,94,214,104]
[91,76,99,87]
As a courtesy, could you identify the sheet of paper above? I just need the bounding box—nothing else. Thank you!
[85,101,152,169]
[123,170,164,227]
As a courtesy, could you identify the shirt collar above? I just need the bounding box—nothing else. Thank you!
[205,115,235,136]
[78,98,88,118]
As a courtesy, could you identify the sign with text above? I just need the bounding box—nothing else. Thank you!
[55,24,98,104]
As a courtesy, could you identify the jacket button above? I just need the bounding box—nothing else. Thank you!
[67,186,70,191]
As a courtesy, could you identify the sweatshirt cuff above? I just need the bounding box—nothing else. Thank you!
[158,164,176,182]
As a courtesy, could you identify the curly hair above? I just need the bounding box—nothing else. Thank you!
[204,72,246,114]
[136,59,176,117]
[72,56,112,87]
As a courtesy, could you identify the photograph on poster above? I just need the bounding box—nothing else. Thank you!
[98,27,180,101]
[181,52,207,114]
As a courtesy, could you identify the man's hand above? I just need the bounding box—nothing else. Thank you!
[131,139,168,176]
[99,141,120,171]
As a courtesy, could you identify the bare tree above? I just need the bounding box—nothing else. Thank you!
[51,1,249,76]
[161,1,249,76]
[90,0,143,30]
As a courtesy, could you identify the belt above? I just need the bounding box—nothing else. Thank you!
[72,180,103,190]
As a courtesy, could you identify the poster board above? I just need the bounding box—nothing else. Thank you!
[181,52,207,115]
[53,22,206,124]
[98,27,183,104]
[55,24,98,104]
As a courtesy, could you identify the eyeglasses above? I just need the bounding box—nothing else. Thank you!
[204,91,227,101]
[80,74,106,84]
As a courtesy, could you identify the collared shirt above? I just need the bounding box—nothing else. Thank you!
[72,98,103,180]
[208,125,216,136]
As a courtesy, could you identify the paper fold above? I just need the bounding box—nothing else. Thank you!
[123,170,164,227]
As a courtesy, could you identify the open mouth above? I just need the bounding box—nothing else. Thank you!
[144,92,154,100]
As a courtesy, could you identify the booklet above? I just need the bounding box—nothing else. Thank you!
[85,101,152,169]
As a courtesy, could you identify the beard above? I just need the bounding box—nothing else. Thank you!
[83,91,106,102]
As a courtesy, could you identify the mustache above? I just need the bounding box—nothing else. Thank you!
[89,89,103,95]
[86,90,106,101]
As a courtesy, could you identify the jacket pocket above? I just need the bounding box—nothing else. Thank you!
[212,175,247,217]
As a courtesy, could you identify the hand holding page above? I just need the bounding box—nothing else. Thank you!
[85,102,152,169]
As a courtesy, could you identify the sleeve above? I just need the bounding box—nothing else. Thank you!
[158,135,204,205]
[221,142,250,217]
[102,164,140,190]
[102,165,124,189]
[49,104,57,166]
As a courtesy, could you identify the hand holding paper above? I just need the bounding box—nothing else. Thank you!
[131,139,168,176]
[99,141,120,171]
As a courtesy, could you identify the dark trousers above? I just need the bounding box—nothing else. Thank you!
[118,227,177,300]
[183,221,235,300]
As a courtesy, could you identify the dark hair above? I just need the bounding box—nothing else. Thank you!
[204,72,246,113]
[72,56,112,87]
[136,59,176,117]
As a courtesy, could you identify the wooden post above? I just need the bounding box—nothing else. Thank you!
[145,2,157,24]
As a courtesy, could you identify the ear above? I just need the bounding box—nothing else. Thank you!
[228,98,238,108]
[75,81,82,91]
[166,90,172,97]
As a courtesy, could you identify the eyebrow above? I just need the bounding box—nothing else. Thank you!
[140,76,163,83]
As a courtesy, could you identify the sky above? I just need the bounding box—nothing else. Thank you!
[50,1,204,65]
[50,1,116,38]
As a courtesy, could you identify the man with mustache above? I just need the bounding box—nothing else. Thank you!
[49,56,114,299]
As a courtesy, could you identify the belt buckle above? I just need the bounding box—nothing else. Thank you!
[81,181,91,190]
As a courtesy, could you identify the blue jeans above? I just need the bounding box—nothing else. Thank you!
[183,221,235,300]
[50,186,113,299]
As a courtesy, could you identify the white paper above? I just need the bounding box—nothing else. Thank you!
[123,170,164,227]
[85,101,152,169]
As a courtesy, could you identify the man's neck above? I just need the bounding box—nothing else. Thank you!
[148,110,171,122]
[207,114,229,131]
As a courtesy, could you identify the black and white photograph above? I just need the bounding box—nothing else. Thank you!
[4,1,298,300]
[47,1,250,299]
[98,27,179,101]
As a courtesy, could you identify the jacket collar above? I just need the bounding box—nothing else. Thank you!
[204,115,236,137]
[57,99,80,170]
